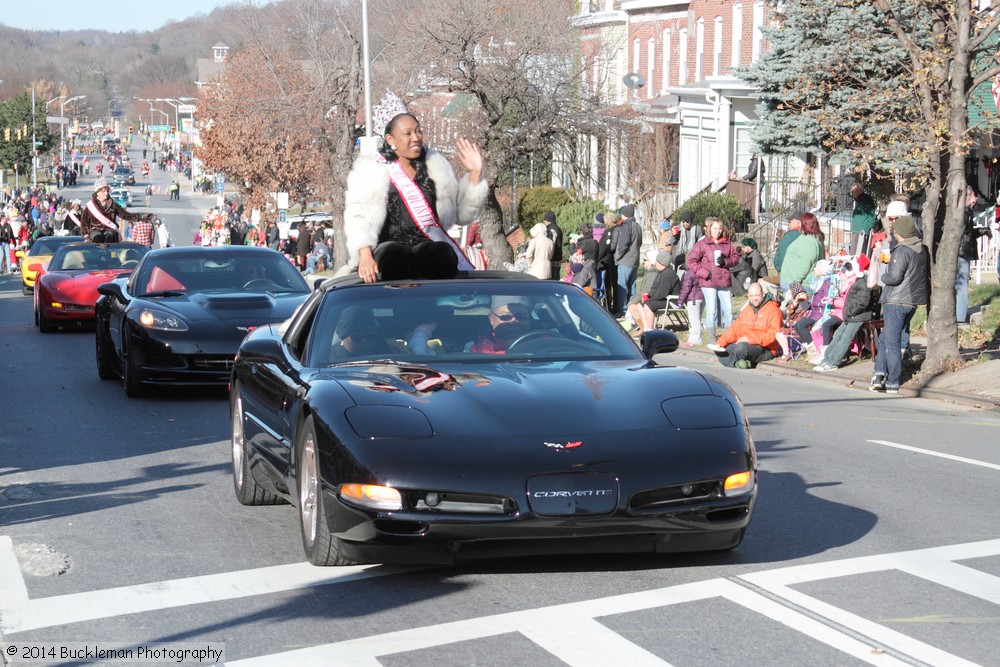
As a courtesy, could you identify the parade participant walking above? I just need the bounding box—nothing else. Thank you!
[342,93,486,282]
[80,178,153,243]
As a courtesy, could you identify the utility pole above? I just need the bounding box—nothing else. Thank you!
[31,88,37,187]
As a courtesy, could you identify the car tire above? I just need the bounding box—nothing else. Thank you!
[35,298,54,333]
[297,415,355,566]
[122,336,147,398]
[22,282,31,296]
[95,326,115,381]
[231,389,284,506]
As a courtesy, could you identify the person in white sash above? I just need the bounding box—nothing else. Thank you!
[80,177,153,243]
[342,95,487,283]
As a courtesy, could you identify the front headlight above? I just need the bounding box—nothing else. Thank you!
[723,471,754,497]
[339,484,403,510]
[137,308,189,331]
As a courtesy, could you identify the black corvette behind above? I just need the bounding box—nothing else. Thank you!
[95,246,310,397]
[230,274,757,565]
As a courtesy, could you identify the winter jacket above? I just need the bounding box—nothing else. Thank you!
[677,268,704,307]
[959,212,990,261]
[647,265,681,301]
[571,258,597,290]
[779,234,824,286]
[715,293,783,355]
[340,148,487,273]
[525,224,554,279]
[614,217,642,268]
[842,277,876,322]
[881,240,930,306]
[686,235,740,289]
[773,229,800,272]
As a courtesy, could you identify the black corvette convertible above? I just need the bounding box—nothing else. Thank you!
[95,246,310,397]
[230,273,757,565]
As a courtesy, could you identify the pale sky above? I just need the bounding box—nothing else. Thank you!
[0,0,241,33]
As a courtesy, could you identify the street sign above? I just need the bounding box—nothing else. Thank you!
[215,176,225,193]
[178,104,197,113]
[278,209,287,223]
[148,124,170,132]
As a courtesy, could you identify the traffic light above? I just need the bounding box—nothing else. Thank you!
[16,128,21,140]
[170,126,176,134]
[128,125,134,134]
[4,128,9,142]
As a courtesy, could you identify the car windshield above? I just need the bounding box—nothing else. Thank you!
[49,244,149,271]
[133,250,311,297]
[305,281,642,366]
[28,236,81,256]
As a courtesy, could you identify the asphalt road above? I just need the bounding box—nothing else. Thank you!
[2,181,1000,663]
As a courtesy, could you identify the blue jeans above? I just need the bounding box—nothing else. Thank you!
[0,242,8,271]
[874,304,916,388]
[956,257,970,322]
[700,287,733,331]
[616,265,636,314]
[821,320,863,367]
[717,342,774,367]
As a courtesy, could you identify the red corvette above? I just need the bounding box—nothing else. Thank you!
[33,242,149,332]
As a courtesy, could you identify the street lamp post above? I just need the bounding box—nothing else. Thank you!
[60,95,86,164]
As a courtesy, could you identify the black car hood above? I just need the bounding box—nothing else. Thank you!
[137,291,306,324]
[321,360,725,436]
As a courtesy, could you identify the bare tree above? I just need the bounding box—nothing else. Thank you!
[389,0,590,269]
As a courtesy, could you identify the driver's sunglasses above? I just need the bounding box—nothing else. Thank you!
[492,305,530,322]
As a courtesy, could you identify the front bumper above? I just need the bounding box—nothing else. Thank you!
[325,485,756,564]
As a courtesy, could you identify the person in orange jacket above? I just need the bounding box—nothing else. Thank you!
[707,282,782,368]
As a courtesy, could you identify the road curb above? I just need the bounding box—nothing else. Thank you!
[670,345,1000,411]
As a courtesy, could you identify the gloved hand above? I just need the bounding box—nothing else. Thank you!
[715,254,726,268]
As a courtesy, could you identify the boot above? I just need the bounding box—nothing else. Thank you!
[804,342,822,365]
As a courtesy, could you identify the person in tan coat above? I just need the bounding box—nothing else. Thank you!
[525,222,554,279]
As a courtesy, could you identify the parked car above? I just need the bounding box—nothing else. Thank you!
[283,212,333,241]
[95,245,311,397]
[229,273,757,565]
[33,242,148,332]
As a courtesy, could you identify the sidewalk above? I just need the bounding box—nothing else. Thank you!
[668,335,1000,411]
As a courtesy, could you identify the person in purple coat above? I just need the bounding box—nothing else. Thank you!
[685,217,741,343]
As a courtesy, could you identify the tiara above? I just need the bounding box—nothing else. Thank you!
[372,91,409,138]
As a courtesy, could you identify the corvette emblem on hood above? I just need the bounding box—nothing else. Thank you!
[544,441,582,451]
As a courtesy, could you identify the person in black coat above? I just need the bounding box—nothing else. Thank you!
[544,211,563,280]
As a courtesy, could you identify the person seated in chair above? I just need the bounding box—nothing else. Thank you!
[707,282,782,369]
[331,306,389,359]
[468,296,533,354]
[628,251,679,334]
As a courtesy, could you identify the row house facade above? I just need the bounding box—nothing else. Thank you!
[569,1,813,228]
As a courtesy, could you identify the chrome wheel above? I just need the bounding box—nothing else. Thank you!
[299,428,319,547]
[232,395,245,490]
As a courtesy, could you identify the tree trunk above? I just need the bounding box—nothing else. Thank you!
[480,185,513,270]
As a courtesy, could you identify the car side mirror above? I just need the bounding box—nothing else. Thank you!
[640,329,679,358]
[312,278,327,291]
[97,282,125,300]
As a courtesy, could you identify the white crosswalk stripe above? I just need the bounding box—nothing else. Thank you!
[3,537,1000,665]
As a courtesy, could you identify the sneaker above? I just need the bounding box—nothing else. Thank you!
[707,343,727,354]
[682,341,697,347]
[869,374,886,392]
[814,363,838,372]
[885,385,899,394]
[734,359,752,369]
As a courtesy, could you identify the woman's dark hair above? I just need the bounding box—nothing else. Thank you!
[378,113,427,179]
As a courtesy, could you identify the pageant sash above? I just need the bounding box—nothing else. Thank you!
[85,200,118,231]
[67,211,82,228]
[380,157,473,271]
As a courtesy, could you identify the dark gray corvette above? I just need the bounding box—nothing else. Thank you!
[230,273,757,565]
[95,246,310,397]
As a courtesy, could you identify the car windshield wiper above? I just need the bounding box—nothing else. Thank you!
[142,290,186,297]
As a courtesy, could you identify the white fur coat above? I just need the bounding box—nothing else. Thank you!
[340,148,488,273]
